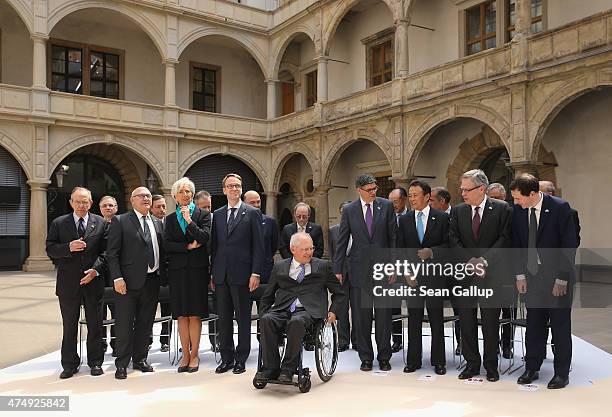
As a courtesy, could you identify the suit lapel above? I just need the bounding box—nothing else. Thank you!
[83,214,97,239]
[537,194,551,241]
[228,205,247,236]
[462,204,477,245]
[66,214,79,240]
[309,258,319,276]
[372,199,383,233]
[422,211,437,245]
[128,211,147,243]
[355,201,370,240]
[476,199,495,242]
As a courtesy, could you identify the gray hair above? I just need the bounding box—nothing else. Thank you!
[293,202,311,215]
[539,181,556,195]
[431,187,451,204]
[355,173,376,188]
[194,190,211,201]
[290,231,313,248]
[461,169,489,188]
[487,183,506,196]
[171,177,196,201]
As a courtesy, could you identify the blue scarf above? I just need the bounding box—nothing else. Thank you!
[176,202,196,234]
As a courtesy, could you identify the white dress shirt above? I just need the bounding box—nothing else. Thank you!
[72,212,89,231]
[134,209,160,273]
[414,204,430,233]
[289,258,311,308]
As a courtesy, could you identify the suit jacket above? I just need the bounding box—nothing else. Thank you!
[210,202,264,286]
[571,208,581,247]
[280,222,324,259]
[261,214,279,284]
[163,208,211,271]
[46,213,107,298]
[328,224,339,262]
[333,197,397,288]
[260,257,346,320]
[107,210,166,290]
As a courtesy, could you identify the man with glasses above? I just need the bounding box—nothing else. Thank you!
[333,173,396,372]
[107,187,166,379]
[210,174,264,375]
[46,187,107,379]
[98,196,118,356]
[279,202,324,259]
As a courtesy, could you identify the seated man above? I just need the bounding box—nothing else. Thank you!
[257,232,346,383]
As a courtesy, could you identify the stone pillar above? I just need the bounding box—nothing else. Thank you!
[164,59,177,107]
[315,185,331,258]
[391,176,414,191]
[515,0,532,36]
[264,191,278,218]
[507,161,540,177]
[266,79,278,119]
[23,181,55,271]
[160,186,176,212]
[316,56,328,103]
[32,35,48,89]
[395,19,410,77]
[511,0,531,72]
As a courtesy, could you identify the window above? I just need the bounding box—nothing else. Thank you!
[281,81,294,116]
[305,70,317,108]
[507,0,543,41]
[191,63,220,113]
[48,40,124,99]
[369,39,393,87]
[466,0,497,55]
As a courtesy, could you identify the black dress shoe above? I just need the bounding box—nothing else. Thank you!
[486,370,500,382]
[517,370,539,385]
[255,368,280,381]
[338,344,349,352]
[304,342,315,351]
[215,361,235,374]
[90,365,104,376]
[502,346,513,359]
[391,341,402,353]
[160,344,170,353]
[115,367,127,380]
[360,360,373,371]
[547,374,569,389]
[434,365,446,375]
[133,360,154,372]
[59,367,78,379]
[379,360,391,371]
[458,367,480,380]
[278,371,293,383]
[232,361,246,374]
[455,345,462,356]
[403,364,421,373]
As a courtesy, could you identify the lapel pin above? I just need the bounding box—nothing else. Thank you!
[545,209,550,213]
[432,217,436,220]
[488,206,493,210]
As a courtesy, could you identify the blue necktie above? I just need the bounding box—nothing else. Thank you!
[290,264,306,313]
[416,211,425,244]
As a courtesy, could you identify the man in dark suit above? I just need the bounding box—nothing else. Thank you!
[150,194,171,353]
[256,232,346,382]
[244,190,278,284]
[46,186,107,379]
[107,186,165,380]
[398,180,449,375]
[539,181,581,247]
[210,174,264,375]
[99,195,118,356]
[511,174,577,389]
[333,173,397,372]
[389,187,408,353]
[449,169,512,382]
[279,202,324,259]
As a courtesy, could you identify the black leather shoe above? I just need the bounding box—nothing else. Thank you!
[133,360,154,372]
[278,371,293,383]
[215,361,235,374]
[338,344,349,352]
[360,360,373,371]
[90,365,104,376]
[458,367,480,380]
[391,341,402,353]
[455,345,462,356]
[255,368,280,381]
[304,342,315,351]
[486,370,500,382]
[547,374,569,389]
[517,370,539,385]
[115,367,127,380]
[379,360,391,371]
[160,344,170,353]
[232,361,246,374]
[59,367,78,379]
[434,365,446,375]
[403,364,421,373]
[502,346,513,359]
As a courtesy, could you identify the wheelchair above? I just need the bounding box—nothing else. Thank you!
[253,318,339,393]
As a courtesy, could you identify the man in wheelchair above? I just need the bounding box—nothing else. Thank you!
[256,232,346,383]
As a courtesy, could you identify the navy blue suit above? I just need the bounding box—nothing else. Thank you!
[261,214,279,284]
[512,193,577,377]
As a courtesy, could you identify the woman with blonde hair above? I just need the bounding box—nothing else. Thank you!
[163,177,211,372]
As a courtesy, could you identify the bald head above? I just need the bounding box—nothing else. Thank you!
[244,190,261,210]
[539,181,556,196]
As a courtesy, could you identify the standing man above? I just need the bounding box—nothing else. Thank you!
[511,174,577,389]
[243,190,278,284]
[487,183,507,201]
[107,186,165,379]
[398,180,449,375]
[98,195,118,356]
[194,190,212,214]
[539,181,581,247]
[150,194,171,353]
[334,174,396,372]
[210,174,264,374]
[46,187,107,378]
[449,169,512,382]
[279,203,324,259]
[430,187,452,215]
[388,187,408,353]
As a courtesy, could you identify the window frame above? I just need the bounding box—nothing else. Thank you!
[506,0,546,43]
[305,69,317,108]
[189,61,222,114]
[363,27,395,88]
[465,0,498,56]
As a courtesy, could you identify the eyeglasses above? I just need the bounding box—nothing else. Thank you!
[459,185,481,194]
[295,247,315,252]
[408,193,424,199]
[100,204,117,208]
[71,200,91,206]
[225,184,242,189]
[295,214,309,220]
[360,186,378,194]
[133,193,152,199]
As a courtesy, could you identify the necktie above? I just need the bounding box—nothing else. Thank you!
[396,213,401,227]
[365,203,373,237]
[290,264,306,313]
[472,206,481,240]
[77,217,85,239]
[141,215,155,269]
[527,207,539,275]
[416,211,425,244]
[227,207,237,234]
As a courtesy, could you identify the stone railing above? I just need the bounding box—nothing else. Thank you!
[325,82,393,122]
[272,0,320,26]
[170,0,270,28]
[179,108,268,141]
[270,106,318,137]
[0,84,32,117]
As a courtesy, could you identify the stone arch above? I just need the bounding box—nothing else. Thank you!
[4,0,33,34]
[47,1,166,60]
[322,126,393,186]
[0,129,32,180]
[272,143,319,191]
[529,72,612,161]
[48,133,165,187]
[178,145,270,190]
[271,28,316,79]
[322,0,398,56]
[178,27,267,77]
[405,103,511,174]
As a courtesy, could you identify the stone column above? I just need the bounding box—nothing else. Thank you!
[315,185,331,258]
[160,186,176,212]
[395,19,410,77]
[264,191,278,218]
[316,56,329,103]
[515,0,532,36]
[391,176,414,191]
[32,35,48,89]
[511,0,531,72]
[23,181,55,271]
[507,161,540,177]
[266,79,278,119]
[164,59,177,107]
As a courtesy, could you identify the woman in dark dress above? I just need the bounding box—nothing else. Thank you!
[164,177,211,373]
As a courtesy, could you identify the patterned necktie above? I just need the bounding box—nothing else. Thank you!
[290,264,306,313]
[365,203,373,237]
[141,215,155,269]
[416,211,425,244]
[227,207,237,234]
[472,206,481,240]
[527,207,539,275]
[77,217,85,239]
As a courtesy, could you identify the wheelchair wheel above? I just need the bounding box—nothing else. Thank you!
[253,377,267,389]
[315,319,338,382]
[298,376,311,393]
